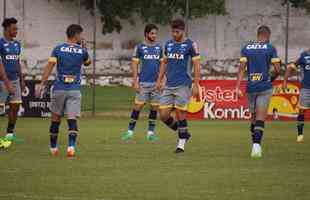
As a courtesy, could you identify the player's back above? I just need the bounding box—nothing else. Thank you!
[241,41,278,93]
[50,43,89,90]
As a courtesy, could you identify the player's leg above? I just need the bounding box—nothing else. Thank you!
[65,90,82,157]
[146,88,160,141]
[174,86,192,153]
[122,89,145,141]
[296,88,310,143]
[5,80,22,142]
[49,90,66,155]
[251,89,272,158]
[159,87,178,131]
[248,93,256,143]
[49,113,61,155]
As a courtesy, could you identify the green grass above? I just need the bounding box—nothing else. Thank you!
[81,86,134,113]
[1,118,310,200]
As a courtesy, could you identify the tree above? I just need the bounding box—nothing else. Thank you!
[60,0,226,34]
[283,0,310,12]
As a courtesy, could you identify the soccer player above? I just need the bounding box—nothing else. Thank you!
[36,24,91,157]
[0,18,25,145]
[236,26,281,158]
[283,50,310,143]
[122,24,163,142]
[155,19,201,153]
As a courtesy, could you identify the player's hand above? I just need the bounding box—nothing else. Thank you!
[81,38,87,49]
[282,81,288,93]
[155,80,163,91]
[235,88,243,99]
[35,83,45,98]
[192,83,199,97]
[132,80,140,92]
[4,81,15,95]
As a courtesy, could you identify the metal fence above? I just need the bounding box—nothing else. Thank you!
[0,0,298,114]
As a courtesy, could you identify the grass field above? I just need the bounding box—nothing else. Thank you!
[1,117,310,200]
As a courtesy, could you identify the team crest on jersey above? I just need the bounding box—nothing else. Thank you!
[167,43,174,47]
[155,46,160,50]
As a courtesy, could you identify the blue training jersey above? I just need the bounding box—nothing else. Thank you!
[0,38,21,81]
[164,39,200,87]
[132,42,163,84]
[293,51,310,89]
[48,43,90,91]
[240,41,280,93]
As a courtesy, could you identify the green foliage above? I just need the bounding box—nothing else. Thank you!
[59,0,226,34]
[283,0,310,13]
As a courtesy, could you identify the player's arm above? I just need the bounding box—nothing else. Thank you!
[36,57,56,97]
[82,41,91,66]
[155,57,167,91]
[18,50,26,92]
[235,57,247,97]
[131,46,141,91]
[0,61,15,94]
[192,56,201,96]
[190,42,201,96]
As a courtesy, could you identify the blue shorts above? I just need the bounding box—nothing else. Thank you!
[247,89,272,113]
[135,83,160,106]
[299,88,310,109]
[159,86,192,111]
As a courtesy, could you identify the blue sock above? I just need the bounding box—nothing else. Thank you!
[253,120,264,144]
[178,119,190,139]
[67,119,78,147]
[68,132,77,147]
[49,121,60,148]
[128,110,140,132]
[148,110,157,132]
[297,114,304,136]
[250,123,255,141]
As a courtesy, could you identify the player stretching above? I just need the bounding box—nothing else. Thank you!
[0,18,25,147]
[37,24,91,157]
[156,19,200,153]
[236,26,281,158]
[283,50,310,143]
[122,24,163,142]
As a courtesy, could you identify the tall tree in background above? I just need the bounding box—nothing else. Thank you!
[61,0,226,34]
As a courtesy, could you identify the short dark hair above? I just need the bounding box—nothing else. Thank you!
[66,24,83,38]
[2,18,18,29]
[257,25,271,36]
[144,24,158,36]
[171,19,185,30]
